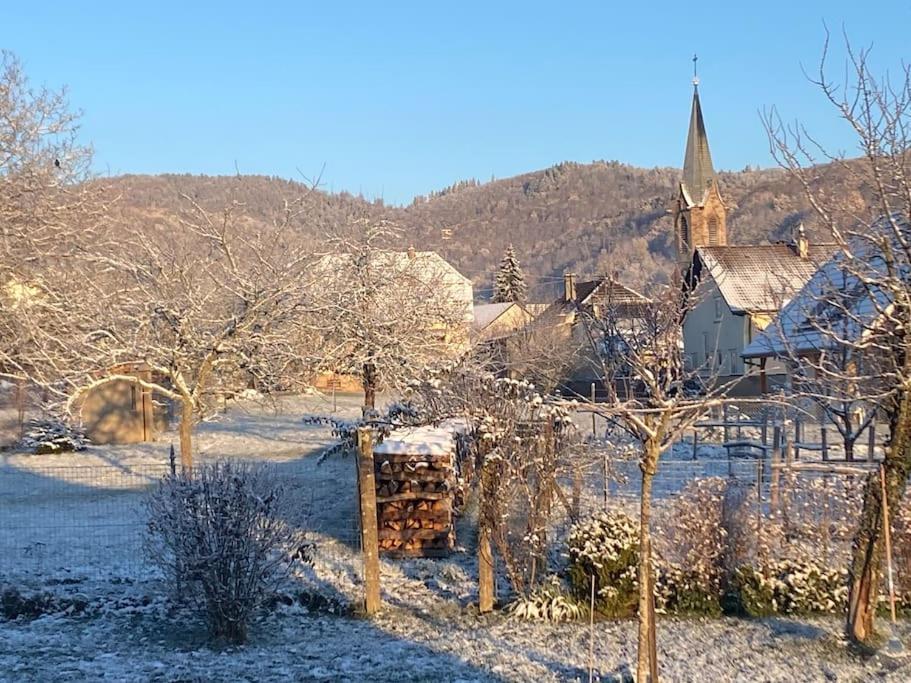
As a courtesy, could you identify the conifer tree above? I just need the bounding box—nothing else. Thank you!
[493,244,527,304]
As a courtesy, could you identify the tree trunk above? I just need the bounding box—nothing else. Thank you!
[846,387,911,648]
[363,362,377,412]
[845,436,855,463]
[637,445,659,682]
[179,398,194,470]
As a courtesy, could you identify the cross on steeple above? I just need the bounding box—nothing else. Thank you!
[692,53,699,88]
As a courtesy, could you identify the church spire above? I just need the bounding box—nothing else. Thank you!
[681,83,716,206]
[673,63,727,264]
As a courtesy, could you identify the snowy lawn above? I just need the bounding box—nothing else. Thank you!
[2,393,910,680]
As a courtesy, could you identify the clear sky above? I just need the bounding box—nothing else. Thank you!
[5,1,910,205]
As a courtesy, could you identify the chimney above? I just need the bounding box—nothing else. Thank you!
[563,272,577,303]
[794,223,809,259]
[407,245,416,260]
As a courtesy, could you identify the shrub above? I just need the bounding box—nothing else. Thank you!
[145,460,302,644]
[508,576,585,622]
[18,418,88,454]
[566,510,640,617]
[655,478,727,598]
[655,562,721,616]
[731,559,848,616]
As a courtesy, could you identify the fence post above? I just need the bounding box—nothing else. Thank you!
[761,412,768,447]
[590,382,597,439]
[868,420,876,462]
[820,423,828,462]
[723,403,731,443]
[692,428,699,461]
[770,426,782,512]
[572,467,582,520]
[794,417,802,461]
[356,427,381,616]
[478,459,495,614]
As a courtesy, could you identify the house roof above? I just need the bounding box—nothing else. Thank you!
[472,302,515,330]
[694,243,836,315]
[575,278,650,308]
[742,219,908,359]
[681,87,716,207]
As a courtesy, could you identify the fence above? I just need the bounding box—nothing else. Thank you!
[0,458,366,583]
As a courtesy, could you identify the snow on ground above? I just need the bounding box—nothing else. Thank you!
[2,393,910,681]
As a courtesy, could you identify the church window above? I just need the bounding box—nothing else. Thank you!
[679,215,689,246]
[708,215,720,245]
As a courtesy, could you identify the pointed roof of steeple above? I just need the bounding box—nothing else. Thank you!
[681,85,716,207]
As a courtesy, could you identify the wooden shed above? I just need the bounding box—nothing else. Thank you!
[77,363,173,445]
[372,425,464,557]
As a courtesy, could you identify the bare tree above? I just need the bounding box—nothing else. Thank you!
[764,31,911,648]
[581,283,732,681]
[18,186,321,467]
[308,220,473,411]
[0,51,108,391]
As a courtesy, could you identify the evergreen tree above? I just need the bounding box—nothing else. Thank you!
[493,244,527,304]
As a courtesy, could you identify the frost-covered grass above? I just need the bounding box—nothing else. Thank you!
[2,394,910,680]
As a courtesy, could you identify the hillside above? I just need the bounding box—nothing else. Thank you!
[105,159,870,300]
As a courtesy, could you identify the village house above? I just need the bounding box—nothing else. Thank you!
[312,249,474,393]
[674,80,835,395]
[741,216,903,386]
[533,273,650,398]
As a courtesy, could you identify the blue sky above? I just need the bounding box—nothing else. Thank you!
[6,1,910,204]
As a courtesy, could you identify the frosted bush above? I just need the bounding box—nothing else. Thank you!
[145,461,303,643]
[733,559,848,616]
[566,510,640,617]
[508,576,585,622]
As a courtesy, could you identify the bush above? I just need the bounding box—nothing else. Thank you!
[566,510,640,617]
[145,461,302,643]
[731,559,848,616]
[18,418,88,454]
[655,562,721,616]
[508,576,585,622]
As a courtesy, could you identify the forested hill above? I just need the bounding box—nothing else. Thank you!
[106,158,869,300]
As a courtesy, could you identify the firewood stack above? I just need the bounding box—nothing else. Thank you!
[373,426,460,557]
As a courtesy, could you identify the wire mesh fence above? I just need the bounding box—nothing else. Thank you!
[0,455,885,584]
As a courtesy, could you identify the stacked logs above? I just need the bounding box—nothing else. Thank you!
[373,427,458,557]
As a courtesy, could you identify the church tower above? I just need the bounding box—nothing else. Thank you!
[674,70,727,265]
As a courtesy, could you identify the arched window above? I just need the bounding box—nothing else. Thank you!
[679,215,690,247]
[708,215,720,245]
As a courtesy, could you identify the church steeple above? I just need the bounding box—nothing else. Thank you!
[681,85,716,207]
[674,62,726,265]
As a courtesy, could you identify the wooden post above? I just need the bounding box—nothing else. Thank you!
[770,426,782,512]
[478,457,495,614]
[794,416,802,461]
[820,423,828,462]
[723,403,731,443]
[761,412,768,447]
[356,427,381,616]
[16,377,26,439]
[867,420,876,462]
[590,382,597,439]
[572,467,582,520]
[692,428,699,461]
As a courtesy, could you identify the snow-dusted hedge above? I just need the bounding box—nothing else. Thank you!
[732,560,848,616]
[566,510,640,617]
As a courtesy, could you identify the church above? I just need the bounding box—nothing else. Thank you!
[674,76,833,395]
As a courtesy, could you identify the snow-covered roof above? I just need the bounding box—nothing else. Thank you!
[374,425,457,456]
[742,238,896,359]
[695,243,836,314]
[472,302,514,330]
